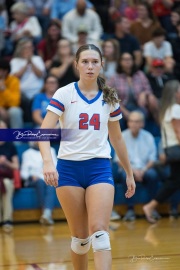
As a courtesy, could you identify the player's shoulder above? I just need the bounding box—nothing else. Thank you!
[54,82,76,99]
[56,82,76,94]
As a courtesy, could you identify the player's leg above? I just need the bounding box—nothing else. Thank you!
[56,186,89,270]
[86,183,115,270]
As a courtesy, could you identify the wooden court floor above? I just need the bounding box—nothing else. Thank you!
[0,218,180,270]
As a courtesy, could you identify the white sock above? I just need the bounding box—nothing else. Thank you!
[43,208,52,218]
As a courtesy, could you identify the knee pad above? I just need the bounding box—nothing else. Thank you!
[91,230,111,252]
[71,236,91,255]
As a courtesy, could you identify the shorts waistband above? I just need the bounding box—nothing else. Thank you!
[57,158,110,166]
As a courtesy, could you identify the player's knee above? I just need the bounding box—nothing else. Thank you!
[91,230,111,253]
[71,236,91,255]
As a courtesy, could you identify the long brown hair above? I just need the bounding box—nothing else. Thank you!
[117,52,137,76]
[44,21,61,59]
[138,1,157,22]
[75,44,119,105]
[159,80,180,122]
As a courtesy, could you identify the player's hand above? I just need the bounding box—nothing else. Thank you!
[125,176,136,198]
[43,161,59,187]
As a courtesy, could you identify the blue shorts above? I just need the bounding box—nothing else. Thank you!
[56,158,114,189]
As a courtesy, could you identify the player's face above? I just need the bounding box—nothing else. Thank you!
[76,50,102,80]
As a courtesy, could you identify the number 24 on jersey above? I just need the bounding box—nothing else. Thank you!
[79,113,100,130]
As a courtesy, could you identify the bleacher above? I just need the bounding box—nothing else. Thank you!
[13,142,180,222]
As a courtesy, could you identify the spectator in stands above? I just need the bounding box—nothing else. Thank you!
[143,27,175,73]
[108,0,138,22]
[155,139,179,219]
[0,3,8,28]
[71,25,88,54]
[9,2,42,46]
[50,0,93,22]
[61,0,103,45]
[170,21,180,81]
[143,80,180,223]
[147,58,175,100]
[49,38,79,87]
[108,52,158,129]
[114,111,160,221]
[71,24,101,54]
[101,39,120,80]
[23,0,52,34]
[111,16,142,67]
[37,21,61,70]
[124,0,139,21]
[167,7,180,41]
[130,2,160,47]
[32,75,59,127]
[0,120,19,233]
[21,141,57,225]
[89,0,113,34]
[10,38,46,122]
[147,0,173,32]
[0,59,23,128]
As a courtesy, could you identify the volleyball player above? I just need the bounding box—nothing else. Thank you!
[39,44,136,270]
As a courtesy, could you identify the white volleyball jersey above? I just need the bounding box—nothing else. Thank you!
[47,82,122,160]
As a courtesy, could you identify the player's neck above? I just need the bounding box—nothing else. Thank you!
[78,79,99,93]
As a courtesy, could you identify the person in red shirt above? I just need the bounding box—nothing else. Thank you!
[37,21,61,70]
[148,0,174,32]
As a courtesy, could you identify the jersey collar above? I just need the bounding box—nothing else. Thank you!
[75,82,102,104]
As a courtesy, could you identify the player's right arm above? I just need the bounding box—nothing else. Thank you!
[39,86,67,186]
[38,111,59,187]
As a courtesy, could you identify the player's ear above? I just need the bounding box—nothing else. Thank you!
[101,60,104,68]
[74,60,78,70]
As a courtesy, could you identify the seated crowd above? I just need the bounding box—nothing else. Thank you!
[0,0,180,232]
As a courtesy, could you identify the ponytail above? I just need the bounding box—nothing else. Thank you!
[97,76,119,106]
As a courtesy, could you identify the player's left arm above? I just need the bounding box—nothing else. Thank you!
[39,111,60,187]
[108,121,136,198]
